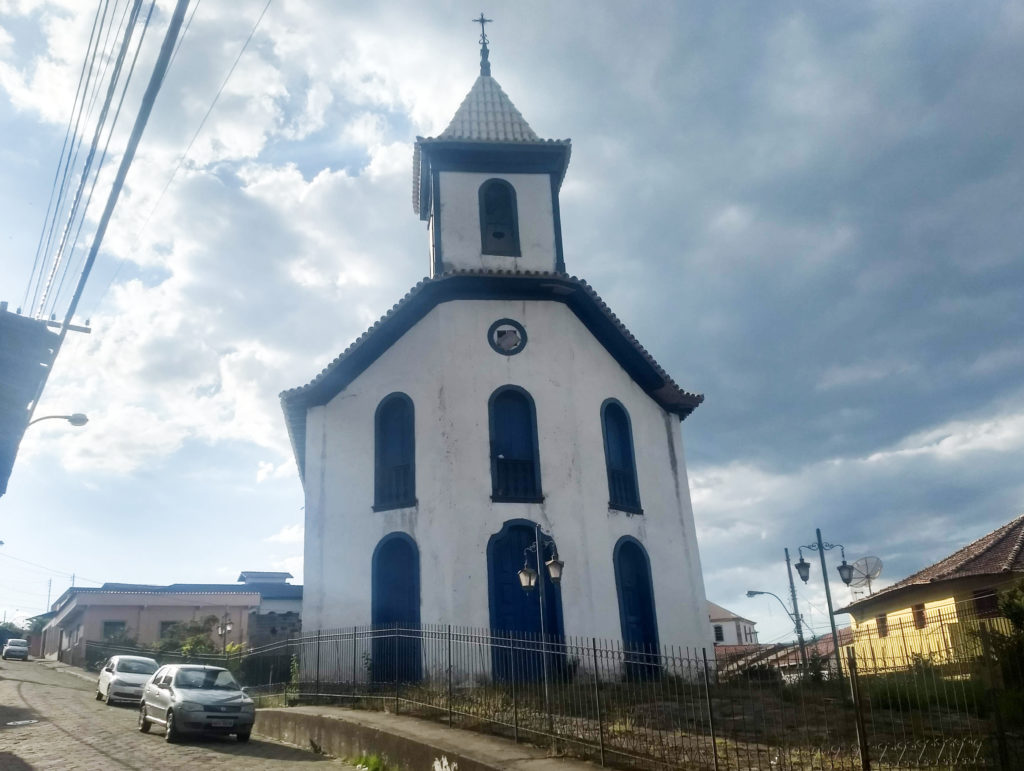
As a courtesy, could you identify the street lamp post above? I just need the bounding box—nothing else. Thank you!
[746,587,808,671]
[26,413,89,428]
[517,523,563,737]
[217,614,234,655]
[794,528,854,685]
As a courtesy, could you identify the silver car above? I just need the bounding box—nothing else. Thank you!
[138,664,254,742]
[96,655,159,704]
[2,639,29,660]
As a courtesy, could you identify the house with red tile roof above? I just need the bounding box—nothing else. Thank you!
[836,514,1024,669]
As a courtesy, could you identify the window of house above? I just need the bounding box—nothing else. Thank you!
[479,179,521,256]
[159,621,178,639]
[912,604,926,630]
[713,625,724,643]
[374,393,416,511]
[876,615,888,638]
[973,588,999,618]
[601,400,641,513]
[489,386,542,501]
[102,621,127,640]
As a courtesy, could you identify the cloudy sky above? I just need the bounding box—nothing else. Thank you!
[1,0,1022,644]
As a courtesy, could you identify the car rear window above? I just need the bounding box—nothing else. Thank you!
[117,659,158,674]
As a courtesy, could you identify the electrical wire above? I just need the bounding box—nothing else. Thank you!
[23,0,110,314]
[0,552,103,585]
[38,0,145,319]
[49,1,158,319]
[33,0,126,316]
[26,0,193,426]
[88,0,272,318]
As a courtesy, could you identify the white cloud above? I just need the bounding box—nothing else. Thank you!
[265,523,303,544]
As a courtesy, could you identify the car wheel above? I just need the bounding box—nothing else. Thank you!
[104,688,116,706]
[236,730,251,743]
[95,689,103,701]
[138,705,151,733]
[164,709,180,743]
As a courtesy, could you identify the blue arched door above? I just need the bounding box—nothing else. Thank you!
[614,537,660,678]
[372,534,421,683]
[487,521,564,680]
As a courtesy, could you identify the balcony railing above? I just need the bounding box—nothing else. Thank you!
[608,468,640,512]
[492,458,540,501]
[375,463,414,510]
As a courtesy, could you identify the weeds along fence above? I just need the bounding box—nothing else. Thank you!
[236,620,1023,771]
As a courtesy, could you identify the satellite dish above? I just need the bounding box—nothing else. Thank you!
[849,556,883,593]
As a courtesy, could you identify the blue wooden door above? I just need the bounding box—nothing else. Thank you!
[615,539,660,679]
[488,522,563,681]
[372,535,421,683]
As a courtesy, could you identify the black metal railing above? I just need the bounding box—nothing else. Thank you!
[234,608,1024,770]
[608,468,640,511]
[75,592,1024,770]
[375,463,414,508]
[493,458,539,500]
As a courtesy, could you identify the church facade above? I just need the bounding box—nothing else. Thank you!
[281,42,711,652]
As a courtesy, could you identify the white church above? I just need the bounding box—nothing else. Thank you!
[281,34,711,654]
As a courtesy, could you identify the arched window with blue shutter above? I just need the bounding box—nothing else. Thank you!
[601,399,641,513]
[479,179,521,256]
[374,393,415,511]
[489,386,542,501]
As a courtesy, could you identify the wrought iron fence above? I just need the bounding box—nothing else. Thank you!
[234,615,1023,771]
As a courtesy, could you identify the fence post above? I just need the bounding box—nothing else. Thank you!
[979,625,1010,771]
[447,625,453,727]
[510,633,518,744]
[592,637,605,767]
[701,648,720,771]
[394,626,401,714]
[315,629,322,700]
[846,648,871,771]
[352,626,357,687]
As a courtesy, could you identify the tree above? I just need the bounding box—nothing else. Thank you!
[152,615,219,655]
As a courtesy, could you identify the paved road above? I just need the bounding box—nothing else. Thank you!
[0,660,355,769]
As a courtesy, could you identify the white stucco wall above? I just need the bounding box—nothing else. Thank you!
[431,172,557,275]
[302,298,711,651]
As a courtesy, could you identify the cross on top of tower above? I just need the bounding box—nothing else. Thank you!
[473,12,493,76]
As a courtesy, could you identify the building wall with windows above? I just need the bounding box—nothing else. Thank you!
[709,601,758,646]
[300,295,708,649]
[841,575,1019,669]
[40,591,259,659]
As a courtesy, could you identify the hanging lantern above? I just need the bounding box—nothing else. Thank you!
[545,553,564,584]
[518,562,538,591]
[795,555,811,583]
[837,559,855,586]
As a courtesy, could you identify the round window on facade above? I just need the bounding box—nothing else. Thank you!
[487,318,527,356]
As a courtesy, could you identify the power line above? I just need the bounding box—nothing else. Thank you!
[132,0,273,252]
[33,0,127,317]
[0,551,103,585]
[90,0,272,316]
[23,0,110,314]
[28,0,193,422]
[37,0,146,318]
[50,1,159,319]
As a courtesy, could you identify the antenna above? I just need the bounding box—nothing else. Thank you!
[849,556,883,594]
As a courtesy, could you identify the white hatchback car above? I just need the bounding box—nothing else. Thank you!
[96,655,160,705]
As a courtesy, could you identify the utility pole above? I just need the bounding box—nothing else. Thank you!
[46,579,52,609]
[785,548,809,671]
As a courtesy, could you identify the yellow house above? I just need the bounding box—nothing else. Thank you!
[837,514,1023,671]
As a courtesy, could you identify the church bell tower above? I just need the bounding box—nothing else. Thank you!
[413,18,571,277]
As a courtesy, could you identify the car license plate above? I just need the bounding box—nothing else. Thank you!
[210,719,232,727]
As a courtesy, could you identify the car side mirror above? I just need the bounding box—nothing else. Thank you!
[105,665,114,672]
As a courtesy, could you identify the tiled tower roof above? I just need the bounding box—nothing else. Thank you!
[438,75,539,142]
